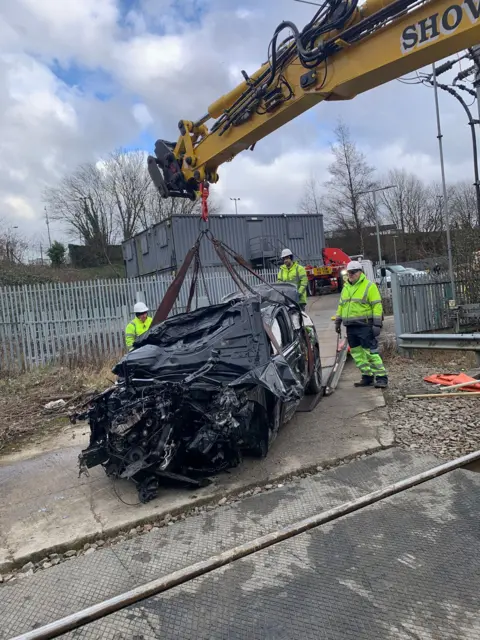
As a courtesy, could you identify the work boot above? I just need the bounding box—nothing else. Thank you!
[374,377,388,389]
[354,375,374,387]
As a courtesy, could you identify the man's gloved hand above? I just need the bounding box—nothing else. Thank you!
[335,320,342,335]
[372,324,382,338]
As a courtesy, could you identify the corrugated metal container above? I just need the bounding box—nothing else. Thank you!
[122,214,325,278]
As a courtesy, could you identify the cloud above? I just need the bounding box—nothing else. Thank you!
[132,102,154,128]
[3,0,119,66]
[0,0,475,251]
[3,195,36,220]
[214,136,473,219]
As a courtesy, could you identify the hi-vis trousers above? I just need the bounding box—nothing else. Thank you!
[346,324,387,379]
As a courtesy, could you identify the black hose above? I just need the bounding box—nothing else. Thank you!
[432,80,480,227]
[215,0,421,134]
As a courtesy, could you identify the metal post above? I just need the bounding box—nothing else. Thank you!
[393,236,398,263]
[230,198,240,214]
[373,189,383,266]
[44,206,52,248]
[432,63,456,302]
[471,45,480,123]
[390,272,405,344]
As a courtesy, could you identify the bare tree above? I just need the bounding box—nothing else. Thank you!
[299,176,324,216]
[450,181,477,229]
[323,121,375,248]
[44,162,116,256]
[105,149,153,241]
[139,190,222,229]
[45,150,152,246]
[45,149,224,251]
[0,226,29,264]
[377,169,425,233]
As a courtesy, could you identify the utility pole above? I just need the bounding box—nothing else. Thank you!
[432,63,456,302]
[44,206,52,248]
[40,242,44,265]
[230,197,240,214]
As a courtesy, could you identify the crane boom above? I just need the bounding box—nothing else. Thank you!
[148,0,480,200]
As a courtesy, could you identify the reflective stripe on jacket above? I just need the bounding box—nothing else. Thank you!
[125,316,152,350]
[335,273,383,326]
[277,261,308,304]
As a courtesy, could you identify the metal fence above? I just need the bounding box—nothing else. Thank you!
[0,268,277,372]
[390,270,480,337]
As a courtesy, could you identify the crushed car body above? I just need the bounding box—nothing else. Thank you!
[74,283,322,503]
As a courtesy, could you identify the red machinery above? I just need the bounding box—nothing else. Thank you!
[305,248,351,295]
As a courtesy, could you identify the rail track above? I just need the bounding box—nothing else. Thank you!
[11,448,480,640]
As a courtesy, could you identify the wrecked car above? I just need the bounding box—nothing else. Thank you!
[74,282,322,503]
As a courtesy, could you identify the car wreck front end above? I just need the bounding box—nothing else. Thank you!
[74,290,309,503]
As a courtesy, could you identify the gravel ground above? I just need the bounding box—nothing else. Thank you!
[384,356,480,459]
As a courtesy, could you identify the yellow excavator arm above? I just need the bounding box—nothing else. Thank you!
[147,0,480,200]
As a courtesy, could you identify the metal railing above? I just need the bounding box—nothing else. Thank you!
[390,271,480,337]
[390,270,480,359]
[0,268,278,372]
[398,333,480,365]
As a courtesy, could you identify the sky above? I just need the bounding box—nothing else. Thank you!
[0,0,476,251]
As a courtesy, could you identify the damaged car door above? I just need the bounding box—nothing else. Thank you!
[269,307,306,423]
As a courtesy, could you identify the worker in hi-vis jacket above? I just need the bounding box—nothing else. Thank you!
[125,302,152,351]
[277,248,308,311]
[335,261,388,389]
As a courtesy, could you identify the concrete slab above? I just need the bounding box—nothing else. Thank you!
[0,295,389,572]
[0,450,444,639]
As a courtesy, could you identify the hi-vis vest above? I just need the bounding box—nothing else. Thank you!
[125,316,152,350]
[335,273,383,326]
[277,262,308,304]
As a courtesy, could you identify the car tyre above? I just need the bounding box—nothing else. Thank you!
[306,346,323,396]
[251,399,281,459]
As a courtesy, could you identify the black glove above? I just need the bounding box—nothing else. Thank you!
[335,321,342,335]
[372,325,381,338]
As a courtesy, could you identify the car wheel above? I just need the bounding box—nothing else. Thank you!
[251,399,281,459]
[306,347,323,396]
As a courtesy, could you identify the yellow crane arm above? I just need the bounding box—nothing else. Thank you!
[147,0,480,200]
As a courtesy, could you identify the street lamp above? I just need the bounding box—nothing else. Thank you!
[230,197,240,214]
[357,185,397,266]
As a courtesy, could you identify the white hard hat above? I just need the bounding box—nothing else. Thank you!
[281,248,293,259]
[134,302,149,314]
[346,260,363,271]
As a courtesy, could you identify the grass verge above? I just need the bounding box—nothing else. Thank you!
[0,361,117,455]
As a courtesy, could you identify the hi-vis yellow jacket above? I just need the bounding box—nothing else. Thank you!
[277,261,308,304]
[125,316,152,350]
[335,273,383,326]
